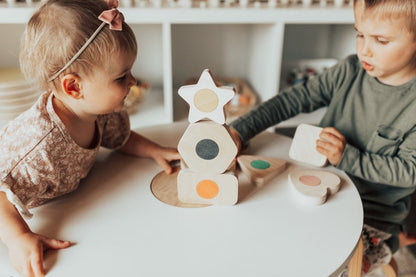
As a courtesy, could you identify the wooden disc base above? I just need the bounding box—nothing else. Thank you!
[150,166,210,208]
[151,166,262,208]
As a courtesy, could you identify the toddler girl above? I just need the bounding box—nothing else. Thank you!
[0,0,180,276]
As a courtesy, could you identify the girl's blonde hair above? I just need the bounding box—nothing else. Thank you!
[354,0,416,38]
[20,0,137,92]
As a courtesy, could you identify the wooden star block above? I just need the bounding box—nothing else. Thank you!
[237,155,287,186]
[289,123,327,167]
[288,169,341,205]
[178,69,235,124]
[177,169,238,205]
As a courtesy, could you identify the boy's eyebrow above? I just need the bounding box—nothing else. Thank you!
[116,68,130,77]
[353,25,391,38]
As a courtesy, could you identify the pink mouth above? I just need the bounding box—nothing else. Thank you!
[362,61,374,71]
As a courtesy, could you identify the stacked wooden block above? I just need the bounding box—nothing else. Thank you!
[177,69,239,205]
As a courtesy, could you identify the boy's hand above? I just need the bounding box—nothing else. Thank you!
[152,147,181,175]
[6,231,71,277]
[229,127,242,153]
[316,127,346,166]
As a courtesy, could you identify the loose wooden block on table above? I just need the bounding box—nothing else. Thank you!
[289,123,327,167]
[237,155,287,186]
[288,169,341,205]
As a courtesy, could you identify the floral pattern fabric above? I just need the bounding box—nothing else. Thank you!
[0,92,130,219]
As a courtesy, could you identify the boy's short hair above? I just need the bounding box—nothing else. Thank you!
[354,0,416,39]
[20,0,137,92]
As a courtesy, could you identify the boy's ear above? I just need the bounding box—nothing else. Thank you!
[61,74,83,99]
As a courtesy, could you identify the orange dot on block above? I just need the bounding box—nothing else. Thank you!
[196,180,219,199]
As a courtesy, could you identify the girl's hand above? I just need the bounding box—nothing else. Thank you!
[152,147,181,174]
[6,231,71,277]
[316,127,346,166]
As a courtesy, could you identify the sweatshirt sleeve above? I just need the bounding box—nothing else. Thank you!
[230,57,352,143]
[338,126,416,188]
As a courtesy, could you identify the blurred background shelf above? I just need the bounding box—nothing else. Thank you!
[0,2,355,128]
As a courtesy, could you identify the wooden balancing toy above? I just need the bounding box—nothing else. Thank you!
[151,69,340,208]
[177,69,238,205]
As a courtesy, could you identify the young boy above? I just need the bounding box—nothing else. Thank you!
[230,0,416,273]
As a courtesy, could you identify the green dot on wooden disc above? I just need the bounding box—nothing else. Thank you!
[250,160,270,170]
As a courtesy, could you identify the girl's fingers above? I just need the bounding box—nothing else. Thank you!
[156,158,173,174]
[42,237,71,250]
[31,252,45,277]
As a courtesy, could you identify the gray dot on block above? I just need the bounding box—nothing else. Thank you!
[195,139,219,160]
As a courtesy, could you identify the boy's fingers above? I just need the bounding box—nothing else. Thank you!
[321,127,345,142]
[320,132,345,146]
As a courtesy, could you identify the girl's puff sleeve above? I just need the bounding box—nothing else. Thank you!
[99,110,131,149]
[0,179,33,219]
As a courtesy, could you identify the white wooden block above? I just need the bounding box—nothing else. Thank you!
[178,69,235,124]
[237,155,287,186]
[288,169,341,205]
[177,169,238,205]
[289,123,327,167]
[178,121,238,174]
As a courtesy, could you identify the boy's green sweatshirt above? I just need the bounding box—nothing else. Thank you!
[231,55,416,252]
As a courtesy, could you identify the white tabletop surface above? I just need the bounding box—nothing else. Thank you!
[0,122,363,277]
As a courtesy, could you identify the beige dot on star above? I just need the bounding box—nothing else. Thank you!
[193,89,219,112]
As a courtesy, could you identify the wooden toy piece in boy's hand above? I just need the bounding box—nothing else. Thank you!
[178,69,235,124]
[289,123,328,167]
[237,155,287,186]
[288,169,341,205]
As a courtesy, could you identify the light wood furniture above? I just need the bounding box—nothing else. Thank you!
[347,236,411,277]
[347,193,416,277]
[0,5,355,129]
[0,122,363,276]
[347,238,364,277]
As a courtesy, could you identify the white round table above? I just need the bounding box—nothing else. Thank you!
[0,122,363,277]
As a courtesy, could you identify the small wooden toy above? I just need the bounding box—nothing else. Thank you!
[177,169,238,205]
[178,121,238,174]
[176,69,239,206]
[237,155,287,186]
[151,166,210,208]
[289,123,327,167]
[288,169,341,205]
[178,69,235,124]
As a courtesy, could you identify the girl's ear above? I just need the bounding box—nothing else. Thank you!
[61,74,83,99]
